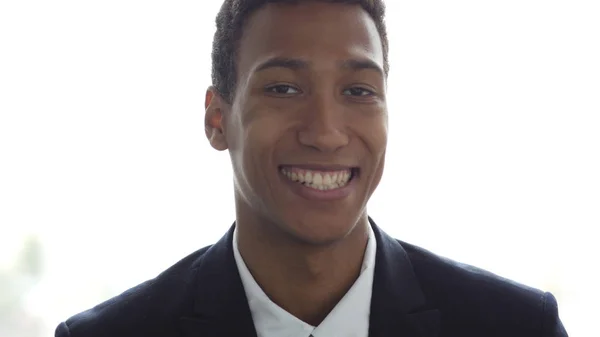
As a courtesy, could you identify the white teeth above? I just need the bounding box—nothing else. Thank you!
[313,173,323,185]
[280,167,353,191]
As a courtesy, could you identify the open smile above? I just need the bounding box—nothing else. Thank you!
[279,165,360,200]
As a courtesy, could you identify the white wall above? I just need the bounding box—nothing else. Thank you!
[0,1,598,336]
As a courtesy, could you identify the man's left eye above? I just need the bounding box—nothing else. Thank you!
[343,87,374,96]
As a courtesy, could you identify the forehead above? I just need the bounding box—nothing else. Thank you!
[237,2,384,77]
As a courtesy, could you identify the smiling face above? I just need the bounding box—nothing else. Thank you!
[205,2,388,245]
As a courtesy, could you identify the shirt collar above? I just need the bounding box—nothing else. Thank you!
[233,225,377,337]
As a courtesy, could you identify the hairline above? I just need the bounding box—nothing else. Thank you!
[214,0,389,103]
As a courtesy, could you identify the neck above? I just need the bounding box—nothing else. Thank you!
[235,210,370,326]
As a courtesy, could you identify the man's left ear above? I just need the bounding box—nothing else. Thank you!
[204,87,228,151]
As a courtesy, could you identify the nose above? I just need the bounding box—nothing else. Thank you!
[297,94,350,153]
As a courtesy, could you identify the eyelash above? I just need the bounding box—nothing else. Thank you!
[343,87,375,97]
[265,84,300,95]
[264,84,376,98]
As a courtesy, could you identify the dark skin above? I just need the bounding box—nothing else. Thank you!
[205,2,387,326]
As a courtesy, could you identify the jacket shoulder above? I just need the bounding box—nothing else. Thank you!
[399,240,565,335]
[56,245,213,337]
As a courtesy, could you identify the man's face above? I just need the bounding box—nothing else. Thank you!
[206,2,388,244]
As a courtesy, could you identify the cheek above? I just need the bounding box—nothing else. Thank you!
[372,119,388,149]
[239,113,289,170]
[239,100,295,151]
[355,113,388,156]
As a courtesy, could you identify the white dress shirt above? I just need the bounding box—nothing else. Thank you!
[233,226,377,337]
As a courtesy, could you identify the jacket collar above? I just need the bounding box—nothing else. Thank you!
[179,223,257,337]
[180,218,439,337]
[368,217,440,337]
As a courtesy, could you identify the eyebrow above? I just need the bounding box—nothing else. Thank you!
[254,57,384,76]
[255,57,309,72]
[340,58,384,77]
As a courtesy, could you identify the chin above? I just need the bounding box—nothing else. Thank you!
[278,211,365,246]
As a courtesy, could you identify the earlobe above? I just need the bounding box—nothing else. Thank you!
[204,87,229,151]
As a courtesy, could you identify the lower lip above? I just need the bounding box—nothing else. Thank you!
[280,170,357,201]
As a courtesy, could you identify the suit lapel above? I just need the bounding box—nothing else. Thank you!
[179,224,257,337]
[368,218,440,337]
[178,220,439,337]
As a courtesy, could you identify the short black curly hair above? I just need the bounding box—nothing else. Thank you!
[211,0,388,103]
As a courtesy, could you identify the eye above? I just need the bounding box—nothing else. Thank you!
[265,84,301,95]
[343,87,375,97]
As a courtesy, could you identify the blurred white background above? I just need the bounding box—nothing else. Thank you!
[1,0,598,336]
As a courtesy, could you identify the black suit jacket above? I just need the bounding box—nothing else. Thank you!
[56,219,568,336]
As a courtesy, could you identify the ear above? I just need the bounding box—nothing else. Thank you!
[204,87,228,151]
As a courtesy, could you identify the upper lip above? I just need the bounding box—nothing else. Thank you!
[279,164,357,171]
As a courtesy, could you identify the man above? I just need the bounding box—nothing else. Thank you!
[55,1,568,336]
